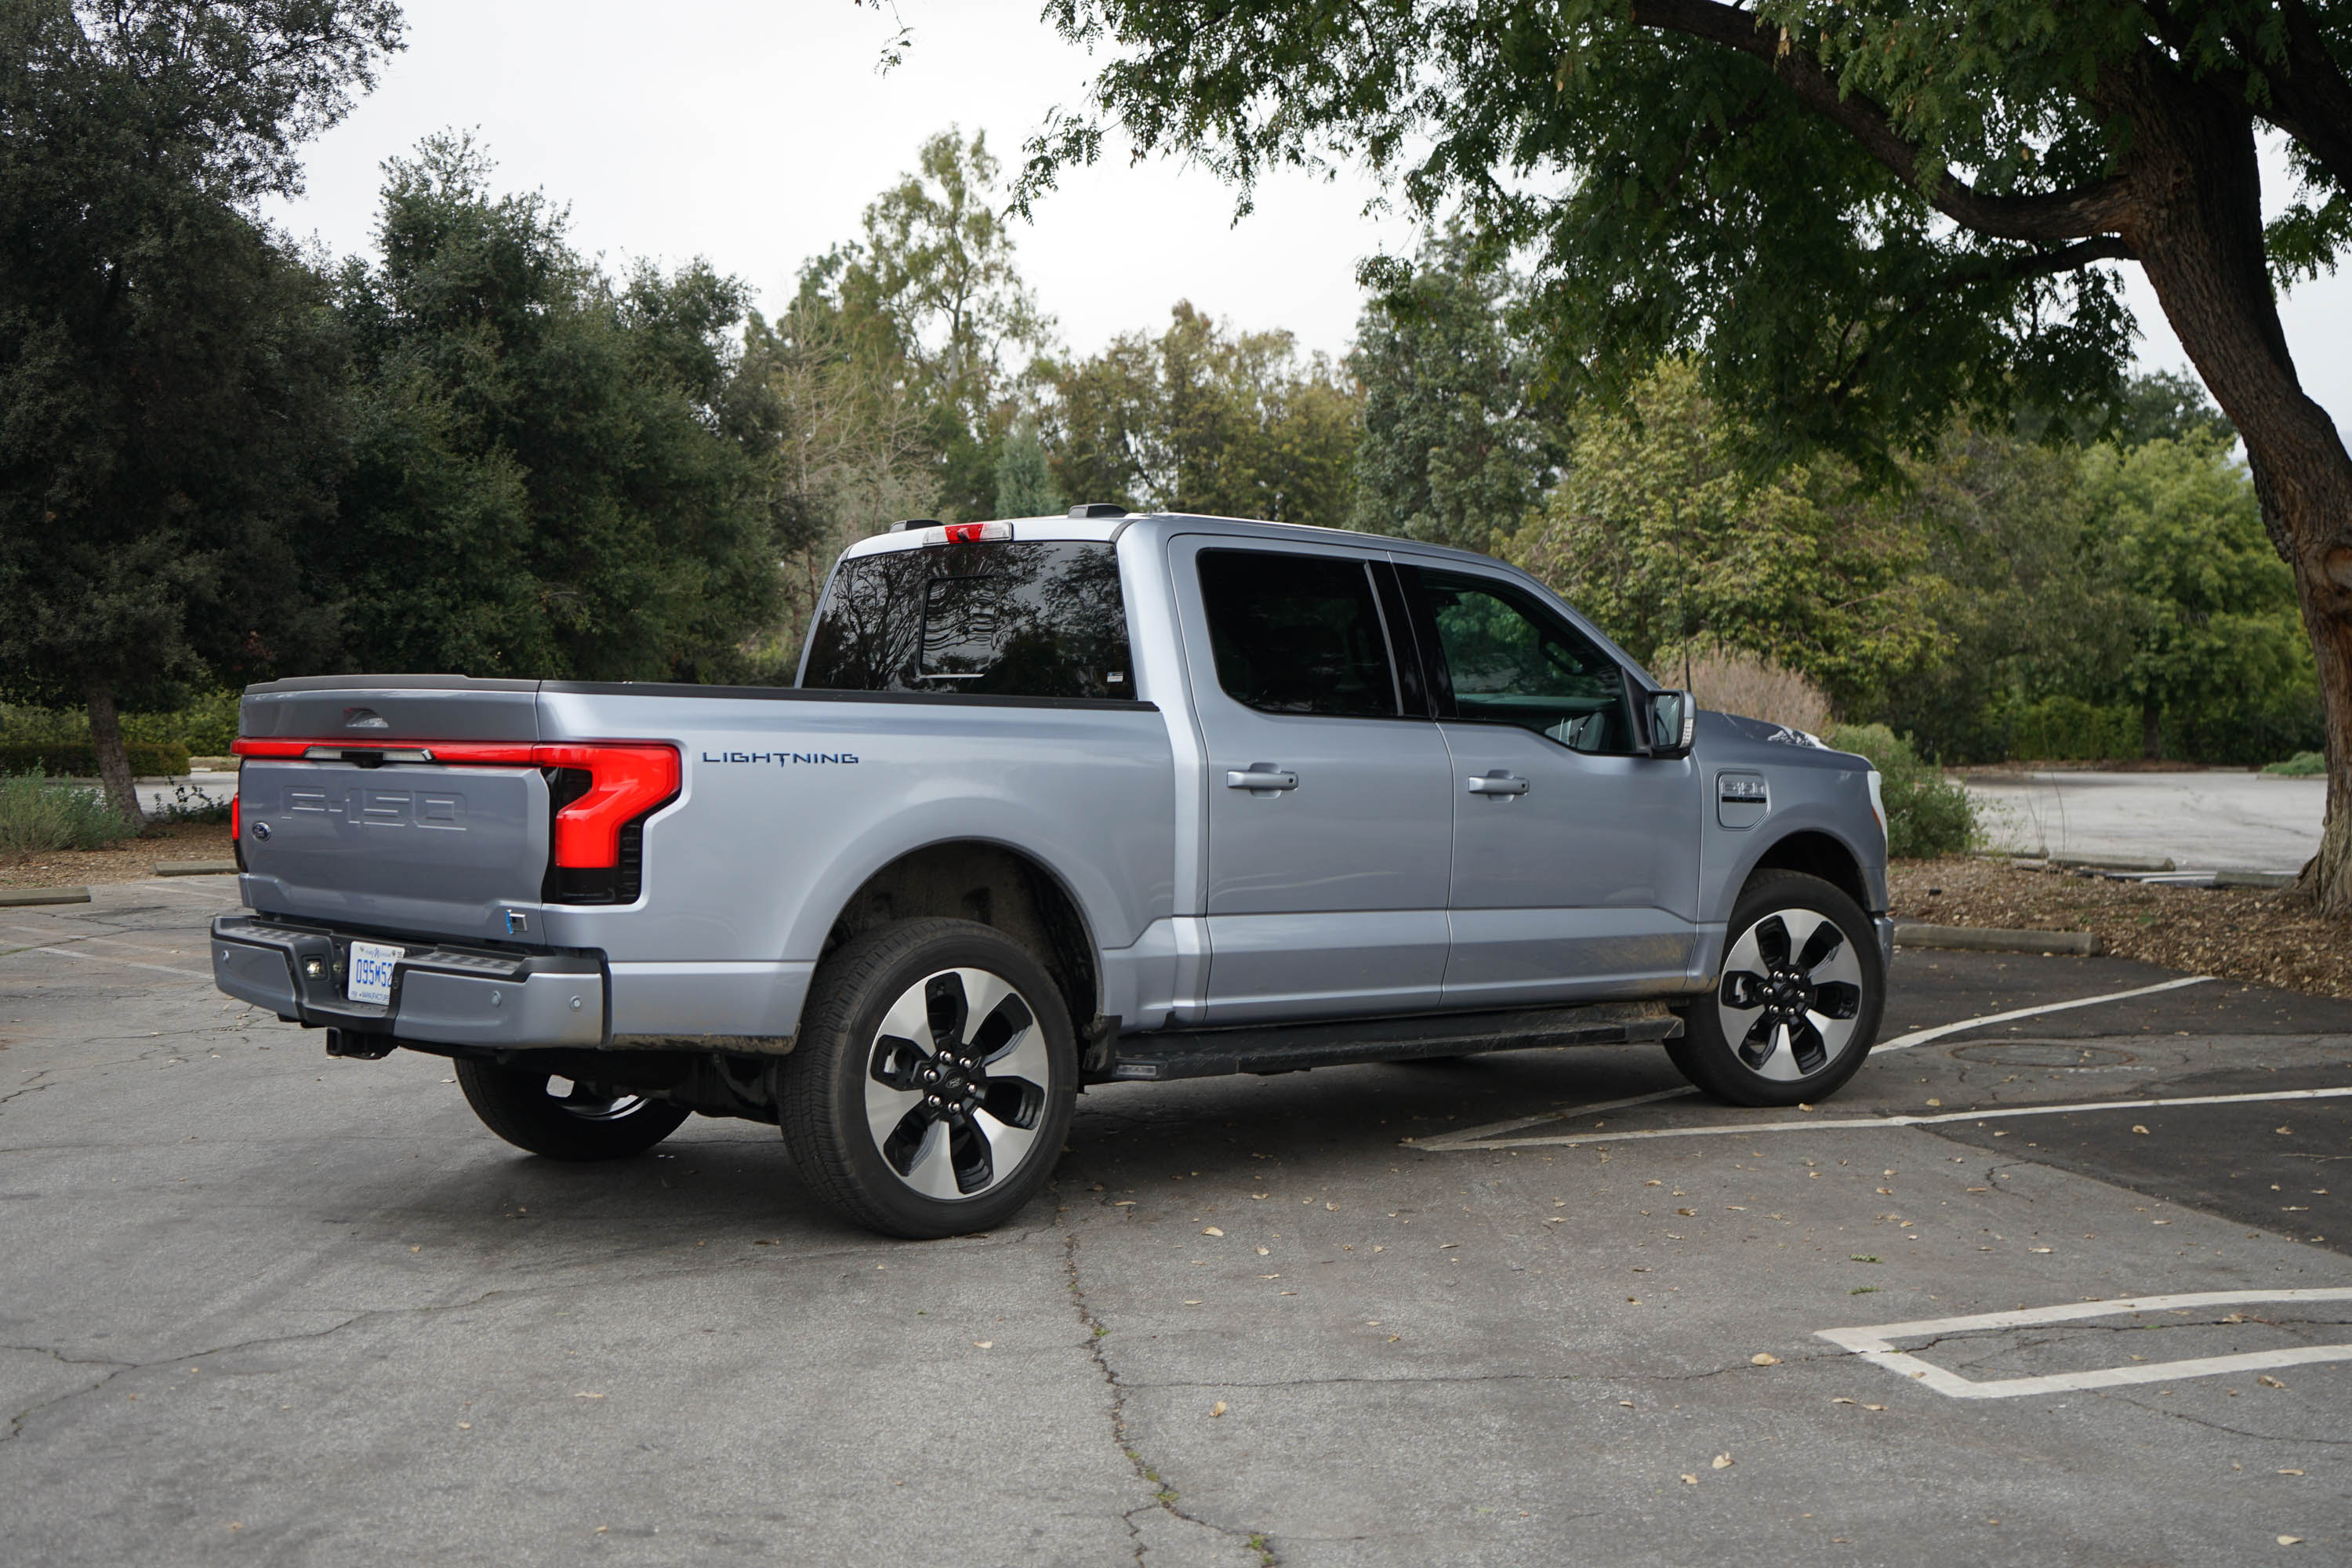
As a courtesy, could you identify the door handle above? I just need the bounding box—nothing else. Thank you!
[1225,765,1298,792]
[1466,771,1530,796]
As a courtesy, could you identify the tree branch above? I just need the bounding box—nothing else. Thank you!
[1628,0,2138,242]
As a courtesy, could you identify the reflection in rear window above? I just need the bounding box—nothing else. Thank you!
[800,540,1135,699]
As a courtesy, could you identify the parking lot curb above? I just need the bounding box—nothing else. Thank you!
[0,886,92,907]
[1893,922,2102,956]
[2049,853,2176,873]
[153,862,238,877]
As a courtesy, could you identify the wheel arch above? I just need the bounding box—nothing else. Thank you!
[1739,828,1874,913]
[816,838,1104,1036]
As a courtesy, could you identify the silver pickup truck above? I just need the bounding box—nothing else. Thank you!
[212,509,1892,1236]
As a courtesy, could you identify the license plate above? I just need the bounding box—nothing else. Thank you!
[347,941,404,1007]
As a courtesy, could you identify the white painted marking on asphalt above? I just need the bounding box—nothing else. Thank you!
[0,942,212,981]
[1417,974,2228,1150]
[1817,1289,2352,1399]
[1873,974,2214,1053]
[1410,1087,1697,1149]
[1436,1084,2352,1150]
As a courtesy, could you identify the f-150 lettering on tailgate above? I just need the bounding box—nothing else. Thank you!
[285,785,466,828]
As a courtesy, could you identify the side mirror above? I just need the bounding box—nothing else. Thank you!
[1649,690,1696,758]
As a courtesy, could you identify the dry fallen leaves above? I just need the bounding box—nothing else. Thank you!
[1751,1353,1780,1366]
[1680,1474,1699,1486]
[1210,1401,1228,1417]
[1203,1226,1224,1236]
[973,1341,993,1349]
[1889,857,2352,999]
[1712,1454,1733,1469]
[2259,1375,2289,1389]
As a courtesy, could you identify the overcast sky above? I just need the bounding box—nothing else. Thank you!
[264,0,2351,432]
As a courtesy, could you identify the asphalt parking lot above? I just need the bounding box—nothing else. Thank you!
[3,881,2348,1566]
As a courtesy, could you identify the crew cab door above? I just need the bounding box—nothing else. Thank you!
[1171,536,1454,1024]
[1397,563,1700,1007]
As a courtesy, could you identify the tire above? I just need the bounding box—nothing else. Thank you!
[1667,869,1886,1108]
[781,918,1077,1240]
[454,1059,691,1160]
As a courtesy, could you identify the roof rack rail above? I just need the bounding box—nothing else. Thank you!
[1067,503,1128,519]
[887,518,942,532]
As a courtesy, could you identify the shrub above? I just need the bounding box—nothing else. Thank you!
[1990,695,2140,762]
[0,741,191,778]
[1825,722,1975,858]
[0,774,141,854]
[1682,649,1833,735]
[2264,750,2326,777]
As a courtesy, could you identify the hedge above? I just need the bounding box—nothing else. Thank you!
[0,740,192,778]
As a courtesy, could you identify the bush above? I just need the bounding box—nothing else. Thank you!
[1682,650,1833,735]
[2265,750,2326,777]
[1825,722,1976,858]
[1990,695,2140,762]
[0,740,191,778]
[0,774,141,853]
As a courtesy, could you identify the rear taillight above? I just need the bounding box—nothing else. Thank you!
[228,737,679,906]
[230,793,245,873]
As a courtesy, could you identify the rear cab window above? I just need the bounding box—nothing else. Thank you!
[801,539,1135,699]
[1196,549,1402,717]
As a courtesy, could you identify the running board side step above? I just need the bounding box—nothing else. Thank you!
[1097,1000,1682,1083]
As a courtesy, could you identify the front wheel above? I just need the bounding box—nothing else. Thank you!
[454,1060,691,1160]
[1667,870,1885,1107]
[781,918,1076,1240]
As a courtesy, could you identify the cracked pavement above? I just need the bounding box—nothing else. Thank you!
[2,886,2350,1564]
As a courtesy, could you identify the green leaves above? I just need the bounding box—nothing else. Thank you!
[1046,303,1357,528]
[329,136,789,683]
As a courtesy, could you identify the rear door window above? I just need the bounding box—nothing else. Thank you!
[1196,549,1401,717]
[801,540,1135,699]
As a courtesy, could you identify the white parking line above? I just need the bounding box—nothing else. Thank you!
[1414,972,2228,1152]
[1817,1288,2352,1399]
[1433,1083,2352,1151]
[0,942,212,981]
[1410,1087,1697,1149]
[1872,974,2214,1054]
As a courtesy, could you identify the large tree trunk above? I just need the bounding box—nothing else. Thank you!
[2107,57,2352,916]
[83,678,147,830]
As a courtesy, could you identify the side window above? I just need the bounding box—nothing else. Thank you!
[1410,567,1635,755]
[1197,550,1400,718]
[801,541,1134,699]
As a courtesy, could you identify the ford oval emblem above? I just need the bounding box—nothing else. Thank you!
[249,821,272,841]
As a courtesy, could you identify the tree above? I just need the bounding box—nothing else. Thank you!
[1048,301,1358,526]
[2082,431,2312,758]
[832,129,1052,521]
[1027,2,2352,911]
[1501,361,1944,713]
[330,136,790,682]
[1349,227,1559,551]
[1864,423,2143,763]
[0,0,399,824]
[992,419,1064,517]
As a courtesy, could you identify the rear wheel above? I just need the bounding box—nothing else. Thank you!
[782,918,1076,1240]
[455,1060,691,1160]
[1667,870,1884,1107]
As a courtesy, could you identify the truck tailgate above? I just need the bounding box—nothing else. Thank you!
[237,758,552,941]
[234,678,554,943]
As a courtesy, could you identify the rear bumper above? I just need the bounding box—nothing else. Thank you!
[211,914,606,1050]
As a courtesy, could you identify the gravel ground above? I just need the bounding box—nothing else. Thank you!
[0,820,232,887]
[1890,855,2352,1000]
